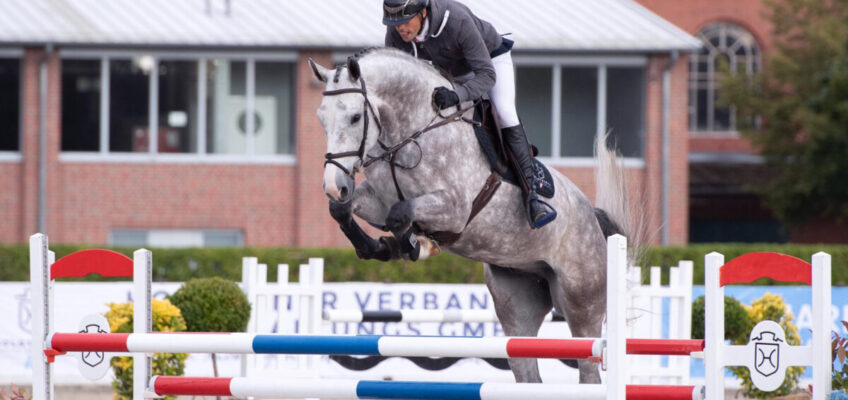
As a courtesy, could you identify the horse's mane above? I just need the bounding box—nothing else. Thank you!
[350,47,447,95]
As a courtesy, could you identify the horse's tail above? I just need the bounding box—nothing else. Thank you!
[593,132,648,265]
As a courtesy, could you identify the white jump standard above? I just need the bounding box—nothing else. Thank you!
[30,233,832,399]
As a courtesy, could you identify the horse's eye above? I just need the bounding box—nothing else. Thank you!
[351,113,362,124]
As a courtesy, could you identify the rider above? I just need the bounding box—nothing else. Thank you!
[382,0,556,229]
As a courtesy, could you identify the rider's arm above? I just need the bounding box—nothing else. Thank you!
[452,18,496,103]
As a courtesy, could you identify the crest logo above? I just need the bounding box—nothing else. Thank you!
[79,323,108,367]
[752,331,782,377]
[745,320,788,392]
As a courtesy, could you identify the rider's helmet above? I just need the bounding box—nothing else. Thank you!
[382,0,429,27]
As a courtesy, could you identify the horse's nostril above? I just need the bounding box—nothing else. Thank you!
[339,186,348,200]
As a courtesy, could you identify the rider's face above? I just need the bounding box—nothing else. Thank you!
[395,10,426,43]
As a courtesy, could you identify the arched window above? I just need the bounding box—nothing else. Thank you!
[689,22,761,132]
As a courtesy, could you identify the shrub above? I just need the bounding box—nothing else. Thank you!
[729,293,805,398]
[168,277,250,333]
[168,277,251,376]
[832,321,848,391]
[691,295,752,342]
[105,299,187,400]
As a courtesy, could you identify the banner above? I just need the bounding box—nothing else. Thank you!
[2,281,845,385]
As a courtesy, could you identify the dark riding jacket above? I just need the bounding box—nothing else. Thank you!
[385,0,503,103]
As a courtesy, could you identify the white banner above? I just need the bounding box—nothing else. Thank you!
[2,281,578,386]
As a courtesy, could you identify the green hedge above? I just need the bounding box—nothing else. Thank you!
[3,242,846,285]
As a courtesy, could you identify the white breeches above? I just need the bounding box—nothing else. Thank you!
[489,51,520,128]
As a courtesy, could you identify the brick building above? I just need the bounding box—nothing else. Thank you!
[2,0,724,248]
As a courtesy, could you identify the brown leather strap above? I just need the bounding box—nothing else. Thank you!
[427,172,502,246]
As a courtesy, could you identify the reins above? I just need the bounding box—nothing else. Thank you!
[322,74,474,201]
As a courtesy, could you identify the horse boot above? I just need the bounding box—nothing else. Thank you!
[502,124,557,229]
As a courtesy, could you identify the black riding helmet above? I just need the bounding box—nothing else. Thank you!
[382,0,429,26]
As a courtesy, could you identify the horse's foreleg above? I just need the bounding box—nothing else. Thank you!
[329,200,399,261]
[384,191,460,261]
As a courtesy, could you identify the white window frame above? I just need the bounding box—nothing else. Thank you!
[0,48,23,162]
[689,22,762,137]
[512,55,647,168]
[58,49,298,164]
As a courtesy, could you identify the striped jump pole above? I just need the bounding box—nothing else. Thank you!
[323,309,566,323]
[149,376,705,400]
[48,333,703,358]
[49,333,605,360]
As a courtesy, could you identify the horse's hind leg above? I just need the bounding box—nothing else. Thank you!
[484,263,552,383]
[549,260,605,384]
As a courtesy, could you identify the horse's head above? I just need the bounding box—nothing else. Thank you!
[309,56,383,203]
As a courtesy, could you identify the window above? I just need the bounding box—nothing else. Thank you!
[561,67,598,157]
[158,60,199,153]
[60,54,296,158]
[62,59,100,151]
[110,58,150,152]
[690,22,761,132]
[607,67,645,158]
[110,229,244,248]
[516,61,646,160]
[0,58,20,151]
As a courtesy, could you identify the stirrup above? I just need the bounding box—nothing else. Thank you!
[528,197,557,229]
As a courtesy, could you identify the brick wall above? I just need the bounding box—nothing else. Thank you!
[8,47,691,247]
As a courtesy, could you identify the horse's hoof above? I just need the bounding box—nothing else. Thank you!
[416,236,440,260]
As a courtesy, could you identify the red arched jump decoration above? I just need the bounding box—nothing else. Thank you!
[720,252,811,286]
[50,249,134,280]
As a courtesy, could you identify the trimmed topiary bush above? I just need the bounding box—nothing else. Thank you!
[168,277,251,376]
[691,295,752,342]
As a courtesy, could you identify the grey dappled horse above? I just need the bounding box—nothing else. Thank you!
[309,48,631,384]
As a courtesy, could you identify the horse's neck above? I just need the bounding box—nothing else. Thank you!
[363,59,447,144]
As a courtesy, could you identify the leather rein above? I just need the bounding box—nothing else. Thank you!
[321,75,501,246]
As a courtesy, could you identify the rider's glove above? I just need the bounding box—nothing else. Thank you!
[432,86,460,109]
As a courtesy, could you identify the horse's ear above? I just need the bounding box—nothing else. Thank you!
[347,57,361,82]
[308,58,329,83]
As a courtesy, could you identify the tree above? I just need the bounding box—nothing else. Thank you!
[720,0,848,225]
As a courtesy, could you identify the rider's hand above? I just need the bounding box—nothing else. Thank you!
[432,87,460,110]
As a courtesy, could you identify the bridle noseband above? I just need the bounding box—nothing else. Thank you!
[321,76,382,177]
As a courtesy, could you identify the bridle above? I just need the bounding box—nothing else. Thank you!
[320,71,501,247]
[321,76,382,177]
[321,74,475,201]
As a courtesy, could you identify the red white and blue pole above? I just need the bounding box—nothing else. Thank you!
[149,376,703,400]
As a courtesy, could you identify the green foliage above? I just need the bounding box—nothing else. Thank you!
[720,0,848,225]
[4,242,847,285]
[641,243,848,286]
[105,299,187,400]
[168,277,251,333]
[728,293,805,398]
[691,295,752,342]
[832,321,848,390]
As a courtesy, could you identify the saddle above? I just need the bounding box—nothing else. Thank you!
[472,100,555,198]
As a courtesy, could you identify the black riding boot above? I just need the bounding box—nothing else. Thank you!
[502,124,557,229]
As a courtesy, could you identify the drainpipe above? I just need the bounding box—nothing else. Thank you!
[38,44,52,234]
[661,50,679,246]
